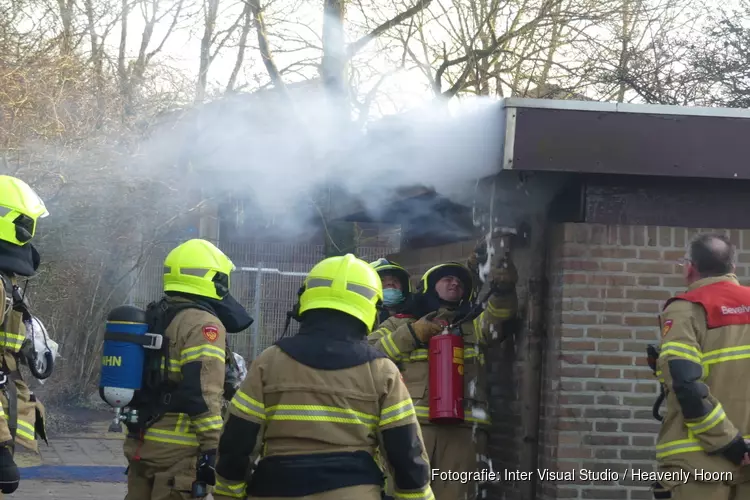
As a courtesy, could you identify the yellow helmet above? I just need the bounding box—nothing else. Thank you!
[163,239,235,300]
[417,262,475,303]
[369,258,413,293]
[299,253,383,332]
[0,175,49,246]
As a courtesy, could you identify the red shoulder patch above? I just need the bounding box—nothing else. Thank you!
[661,319,673,338]
[202,325,219,342]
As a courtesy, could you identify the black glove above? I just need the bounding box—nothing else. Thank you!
[0,445,19,494]
[716,435,748,465]
[196,449,217,486]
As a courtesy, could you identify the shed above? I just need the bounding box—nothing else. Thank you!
[332,97,750,500]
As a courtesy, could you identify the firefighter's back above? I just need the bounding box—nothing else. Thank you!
[247,344,388,500]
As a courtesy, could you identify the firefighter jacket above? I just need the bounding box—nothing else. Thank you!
[368,290,516,429]
[124,297,226,466]
[654,274,750,484]
[213,313,434,500]
[0,273,46,452]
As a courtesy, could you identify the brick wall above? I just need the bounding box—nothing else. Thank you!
[541,223,747,500]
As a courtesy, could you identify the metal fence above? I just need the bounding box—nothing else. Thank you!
[130,241,399,362]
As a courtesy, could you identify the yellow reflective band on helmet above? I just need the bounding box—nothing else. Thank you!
[266,404,379,428]
[16,419,35,442]
[299,254,383,333]
[0,175,48,246]
[214,479,247,498]
[231,390,265,420]
[191,415,224,433]
[143,427,199,446]
[380,399,415,427]
[394,486,435,500]
[685,404,726,435]
[0,331,25,353]
[180,344,226,364]
[163,239,235,300]
[418,262,476,302]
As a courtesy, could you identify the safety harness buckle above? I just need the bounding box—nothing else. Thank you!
[143,333,163,351]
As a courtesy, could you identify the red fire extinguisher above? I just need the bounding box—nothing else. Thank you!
[428,325,465,424]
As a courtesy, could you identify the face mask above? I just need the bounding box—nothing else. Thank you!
[383,288,404,307]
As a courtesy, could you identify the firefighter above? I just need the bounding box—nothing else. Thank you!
[124,238,253,500]
[212,253,434,500]
[0,175,51,497]
[369,258,418,499]
[368,250,518,500]
[651,233,750,500]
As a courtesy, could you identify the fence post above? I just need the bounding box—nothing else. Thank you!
[252,262,263,359]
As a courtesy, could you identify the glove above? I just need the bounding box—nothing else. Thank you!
[0,445,19,494]
[718,435,748,465]
[195,449,217,486]
[490,256,518,293]
[408,312,446,343]
[466,242,488,276]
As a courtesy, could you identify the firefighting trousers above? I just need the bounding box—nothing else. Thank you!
[421,424,489,500]
[125,455,198,500]
[653,480,750,500]
[245,484,382,500]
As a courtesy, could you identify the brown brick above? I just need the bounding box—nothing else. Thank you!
[560,354,585,364]
[624,368,656,381]
[562,298,586,311]
[557,419,593,431]
[591,247,638,259]
[601,288,626,299]
[602,314,624,325]
[598,368,622,379]
[560,381,583,391]
[622,422,661,433]
[595,448,619,459]
[633,226,646,246]
[635,330,659,341]
[590,274,637,286]
[560,406,584,418]
[560,395,595,405]
[564,259,601,271]
[583,435,629,447]
[562,244,589,258]
[626,262,676,274]
[587,300,633,312]
[663,250,685,261]
[624,315,659,327]
[561,340,596,351]
[622,341,650,353]
[563,273,588,285]
[596,395,621,405]
[584,408,631,419]
[621,449,655,460]
[601,261,625,272]
[637,276,660,286]
[623,396,657,407]
[638,249,662,260]
[636,302,660,313]
[586,381,632,392]
[558,446,593,458]
[587,328,633,339]
[632,436,656,447]
[635,383,657,393]
[561,366,596,378]
[662,277,685,287]
[625,289,673,300]
[562,327,586,338]
[596,422,619,432]
[586,354,635,365]
[598,341,622,352]
[565,286,601,298]
[563,313,599,325]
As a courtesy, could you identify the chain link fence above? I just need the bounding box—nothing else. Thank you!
[130,240,399,362]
